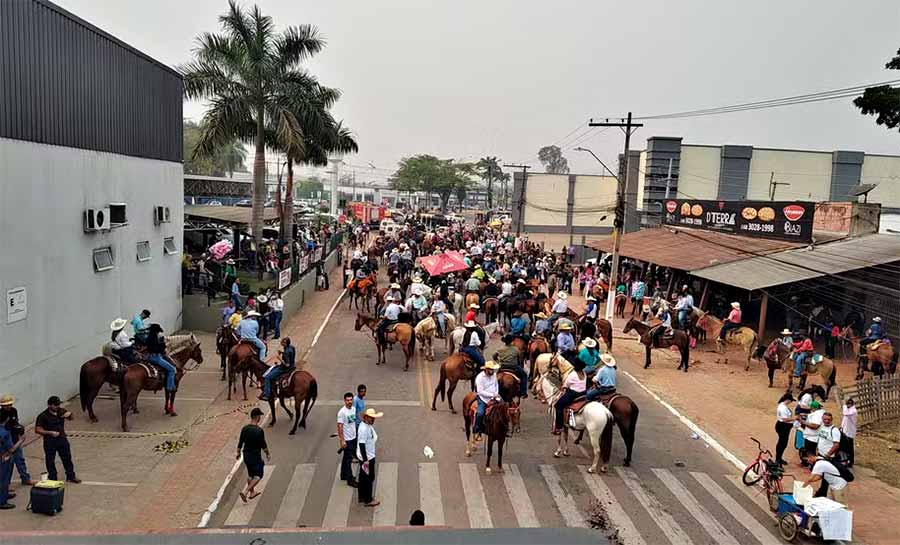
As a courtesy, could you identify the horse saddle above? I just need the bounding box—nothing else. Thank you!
[276,369,298,394]
[482,297,499,306]
[238,339,263,356]
[468,399,500,419]
[595,392,621,409]
[651,327,675,348]
[385,322,400,334]
[868,340,886,352]
[459,354,479,375]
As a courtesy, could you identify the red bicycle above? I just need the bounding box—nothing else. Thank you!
[742,437,785,511]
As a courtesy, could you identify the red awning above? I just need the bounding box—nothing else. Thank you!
[418,251,469,276]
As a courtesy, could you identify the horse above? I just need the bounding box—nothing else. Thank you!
[227,342,268,401]
[622,318,691,371]
[465,292,480,311]
[755,340,789,388]
[449,291,465,319]
[496,372,523,433]
[843,326,898,379]
[582,317,614,352]
[431,352,478,413]
[526,336,551,384]
[268,369,318,434]
[462,392,510,472]
[78,335,203,427]
[483,296,500,326]
[354,313,417,371]
[414,314,457,361]
[117,337,204,432]
[614,293,628,319]
[696,314,758,370]
[216,327,239,381]
[347,273,376,311]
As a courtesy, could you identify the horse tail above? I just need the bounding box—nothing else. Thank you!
[79,364,91,412]
[305,377,318,418]
[829,364,837,388]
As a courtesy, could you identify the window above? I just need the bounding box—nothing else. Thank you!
[109,203,128,226]
[136,241,151,262]
[93,247,115,272]
[163,237,178,255]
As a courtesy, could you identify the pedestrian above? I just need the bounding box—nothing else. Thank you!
[841,398,857,467]
[774,392,796,465]
[800,400,825,466]
[34,396,80,484]
[269,292,284,339]
[353,384,367,426]
[816,412,842,459]
[231,277,243,310]
[0,408,26,509]
[237,408,270,503]
[801,451,849,506]
[356,408,383,507]
[337,392,358,488]
[0,395,35,490]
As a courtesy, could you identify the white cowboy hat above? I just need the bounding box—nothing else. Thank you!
[600,353,617,367]
[226,259,236,265]
[469,303,480,309]
[411,287,424,296]
[412,276,423,282]
[363,408,384,419]
[586,295,596,301]
[245,310,261,318]
[465,321,477,328]
[257,295,268,303]
[110,318,128,331]
[559,322,573,331]
[475,264,481,269]
[780,328,793,335]
[730,302,740,310]
[583,338,598,348]
[482,361,500,370]
[488,277,497,283]
[391,248,399,253]
[557,292,568,299]
[390,283,401,289]
[873,317,882,323]
[517,279,526,284]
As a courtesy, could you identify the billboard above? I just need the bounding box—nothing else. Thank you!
[663,199,814,242]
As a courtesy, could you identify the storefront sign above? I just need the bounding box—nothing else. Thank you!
[7,286,27,324]
[663,199,814,242]
[278,268,292,290]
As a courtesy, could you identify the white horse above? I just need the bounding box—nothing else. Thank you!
[448,322,499,355]
[449,291,465,319]
[414,314,457,360]
[538,362,615,474]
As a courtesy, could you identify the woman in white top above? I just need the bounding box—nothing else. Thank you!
[841,398,857,467]
[109,318,139,364]
[553,360,587,438]
[774,392,796,465]
[356,408,382,507]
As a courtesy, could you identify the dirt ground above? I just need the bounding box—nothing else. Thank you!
[855,422,900,489]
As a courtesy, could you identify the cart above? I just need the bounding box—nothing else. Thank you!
[775,493,852,542]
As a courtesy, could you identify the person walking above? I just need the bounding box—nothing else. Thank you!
[337,392,358,487]
[0,395,35,490]
[0,408,25,509]
[841,398,857,467]
[237,408,270,502]
[269,292,284,339]
[231,277,243,310]
[34,396,80,484]
[357,408,383,507]
[774,392,796,465]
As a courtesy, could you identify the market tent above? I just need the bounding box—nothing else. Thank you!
[418,251,468,276]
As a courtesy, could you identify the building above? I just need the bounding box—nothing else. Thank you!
[0,0,183,421]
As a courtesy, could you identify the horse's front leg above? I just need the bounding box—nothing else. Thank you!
[644,345,652,369]
[241,372,248,401]
[485,438,494,473]
[496,438,505,473]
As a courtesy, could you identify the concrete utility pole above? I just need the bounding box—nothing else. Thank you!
[768,171,790,201]
[503,163,531,237]
[487,164,494,211]
[589,112,643,320]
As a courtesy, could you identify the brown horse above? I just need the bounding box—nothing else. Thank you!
[756,340,838,398]
[354,313,417,371]
[431,352,478,413]
[843,327,898,379]
[496,372,523,433]
[465,292,480,311]
[527,336,551,384]
[216,327,238,381]
[268,369,318,434]
[697,314,759,370]
[614,293,628,319]
[623,318,691,371]
[580,317,614,352]
[483,296,500,325]
[118,338,204,432]
[462,391,510,473]
[347,273,376,311]
[227,342,268,401]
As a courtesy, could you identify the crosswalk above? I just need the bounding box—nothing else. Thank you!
[217,460,781,544]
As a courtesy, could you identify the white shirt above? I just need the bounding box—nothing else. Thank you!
[431,300,446,313]
[812,459,847,490]
[816,425,841,456]
[112,330,132,349]
[552,299,568,313]
[356,422,377,460]
[803,409,825,441]
[501,281,513,296]
[799,393,812,409]
[337,406,357,441]
[468,332,481,347]
[776,402,793,423]
[475,371,499,403]
[841,405,857,438]
[270,297,284,312]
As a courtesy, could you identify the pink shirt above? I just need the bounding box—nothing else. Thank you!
[564,372,587,393]
[727,309,742,323]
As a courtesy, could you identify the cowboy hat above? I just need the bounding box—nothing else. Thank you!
[110,318,128,331]
[385,295,395,301]
[465,321,477,328]
[586,295,596,301]
[535,312,548,319]
[557,292,568,299]
[559,322,573,331]
[517,279,526,284]
[257,295,268,303]
[873,317,882,323]
[390,283,401,289]
[600,353,616,367]
[245,310,261,318]
[363,408,384,419]
[0,394,15,407]
[469,303,480,309]
[226,258,236,264]
[412,276,423,282]
[730,302,740,310]
[583,338,598,348]
[482,361,500,370]
[780,328,792,335]
[391,248,399,253]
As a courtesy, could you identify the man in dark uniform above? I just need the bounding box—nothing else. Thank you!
[34,396,80,483]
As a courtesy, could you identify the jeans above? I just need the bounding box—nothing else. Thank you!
[435,313,445,334]
[243,337,267,361]
[554,388,582,431]
[461,346,485,367]
[263,366,289,398]
[474,398,488,433]
[12,446,31,483]
[719,321,740,340]
[271,311,283,339]
[146,353,177,391]
[340,438,357,482]
[677,309,690,329]
[794,352,808,376]
[775,421,792,463]
[501,365,529,397]
[0,459,11,505]
[586,386,614,401]
[232,292,243,310]
[43,437,76,481]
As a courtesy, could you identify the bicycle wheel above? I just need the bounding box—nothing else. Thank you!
[778,513,799,542]
[742,461,762,486]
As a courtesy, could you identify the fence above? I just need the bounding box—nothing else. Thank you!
[282,232,344,290]
[836,377,900,426]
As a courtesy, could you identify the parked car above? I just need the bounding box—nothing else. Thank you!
[235,199,252,207]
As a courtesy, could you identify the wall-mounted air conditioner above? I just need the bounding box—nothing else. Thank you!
[84,208,111,232]
[154,205,171,225]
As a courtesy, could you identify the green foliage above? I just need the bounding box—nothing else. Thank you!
[183,120,248,176]
[854,48,900,131]
[295,177,325,197]
[390,155,477,210]
[538,145,570,174]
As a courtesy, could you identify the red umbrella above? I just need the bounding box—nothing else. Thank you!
[418,251,469,276]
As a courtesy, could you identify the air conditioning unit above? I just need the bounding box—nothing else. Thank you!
[154,205,167,225]
[84,208,111,232]
[164,206,171,223]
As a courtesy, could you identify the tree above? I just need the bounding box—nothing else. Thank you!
[854,49,900,131]
[475,156,510,209]
[181,0,324,250]
[538,145,570,174]
[390,155,474,212]
[183,120,247,176]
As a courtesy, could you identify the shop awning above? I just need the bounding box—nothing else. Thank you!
[588,227,804,271]
[691,233,900,290]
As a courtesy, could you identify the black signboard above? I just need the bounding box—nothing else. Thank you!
[662,199,814,243]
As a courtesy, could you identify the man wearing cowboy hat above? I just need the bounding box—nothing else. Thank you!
[356,408,383,507]
[238,310,267,361]
[385,283,403,305]
[534,312,551,337]
[1,394,35,492]
[548,291,569,327]
[484,276,501,299]
[464,272,481,295]
[474,361,501,436]
[861,316,885,350]
[578,338,602,375]
[461,321,487,368]
[719,302,742,340]
[377,296,404,346]
[408,276,431,301]
[587,354,618,400]
[780,328,794,348]
[465,303,480,325]
[556,321,577,363]
[493,335,529,398]
[110,318,140,364]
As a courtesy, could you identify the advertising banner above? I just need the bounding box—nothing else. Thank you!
[663,199,814,242]
[278,268,292,290]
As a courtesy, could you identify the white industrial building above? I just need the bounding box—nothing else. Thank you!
[0,0,184,421]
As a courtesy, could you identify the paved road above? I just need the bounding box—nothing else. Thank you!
[206,288,785,544]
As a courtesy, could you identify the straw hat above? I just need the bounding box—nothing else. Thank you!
[226,258,236,265]
[469,303,480,309]
[257,295,268,304]
[583,338,598,348]
[535,312,548,319]
[110,318,128,331]
[413,276,423,283]
[731,302,740,310]
[482,361,500,370]
[559,322,573,331]
[385,295,395,302]
[390,283,401,289]
[600,353,617,367]
[363,408,384,419]
[245,310,261,318]
[475,264,481,269]
[557,292,568,299]
[780,328,792,335]
[0,394,15,407]
[465,321,477,328]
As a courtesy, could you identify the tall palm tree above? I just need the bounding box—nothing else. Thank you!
[476,156,508,210]
[180,0,326,249]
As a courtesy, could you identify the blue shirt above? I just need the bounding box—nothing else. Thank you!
[132,314,148,333]
[222,307,235,324]
[382,303,402,320]
[0,426,12,452]
[869,323,884,339]
[353,396,366,423]
[510,316,527,335]
[231,282,240,296]
[578,347,600,369]
[237,318,260,339]
[557,332,575,351]
[535,319,550,334]
[597,365,617,388]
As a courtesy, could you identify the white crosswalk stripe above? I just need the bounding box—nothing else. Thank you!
[216,461,781,543]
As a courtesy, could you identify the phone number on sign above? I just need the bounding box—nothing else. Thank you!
[740,223,774,233]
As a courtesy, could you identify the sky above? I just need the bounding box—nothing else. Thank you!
[56,0,900,182]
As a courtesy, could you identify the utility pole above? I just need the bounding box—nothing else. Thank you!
[664,158,674,199]
[503,163,531,237]
[768,171,790,201]
[589,112,643,320]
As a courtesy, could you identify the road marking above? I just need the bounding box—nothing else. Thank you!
[615,467,692,544]
[273,464,316,528]
[502,464,539,528]
[304,287,348,359]
[316,400,422,407]
[322,465,354,527]
[691,472,780,545]
[418,462,444,526]
[653,468,739,545]
[79,481,138,487]
[578,466,646,545]
[539,464,586,528]
[725,474,773,514]
[459,463,492,528]
[223,465,275,526]
[373,462,398,526]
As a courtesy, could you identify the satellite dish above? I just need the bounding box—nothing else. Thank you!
[849,183,878,201]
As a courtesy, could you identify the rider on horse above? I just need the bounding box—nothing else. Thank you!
[791,333,815,377]
[239,311,267,361]
[553,357,586,435]
[465,303,479,324]
[556,322,577,363]
[509,309,530,342]
[405,288,429,322]
[431,298,448,337]
[408,276,430,300]
[145,323,178,415]
[578,338,602,375]
[494,335,529,398]
[460,321,486,367]
[860,316,885,350]
[719,302,742,340]
[649,302,673,347]
[548,292,568,328]
[484,276,501,298]
[377,296,403,345]
[260,337,295,401]
[110,318,140,364]
[131,309,151,346]
[474,361,501,437]
[586,354,617,400]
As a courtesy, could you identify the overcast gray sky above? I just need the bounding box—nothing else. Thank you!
[57,0,900,180]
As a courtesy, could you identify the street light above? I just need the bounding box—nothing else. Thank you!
[574,147,618,178]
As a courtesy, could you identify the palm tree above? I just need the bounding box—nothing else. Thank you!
[476,156,508,210]
[180,0,326,249]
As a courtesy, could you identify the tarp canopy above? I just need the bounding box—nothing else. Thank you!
[418,251,468,276]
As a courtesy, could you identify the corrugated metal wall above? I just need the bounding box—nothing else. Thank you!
[0,0,182,162]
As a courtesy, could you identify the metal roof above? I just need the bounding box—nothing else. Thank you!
[691,233,900,290]
[588,227,804,271]
[184,206,281,227]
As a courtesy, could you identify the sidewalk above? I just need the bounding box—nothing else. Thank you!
[2,263,346,531]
